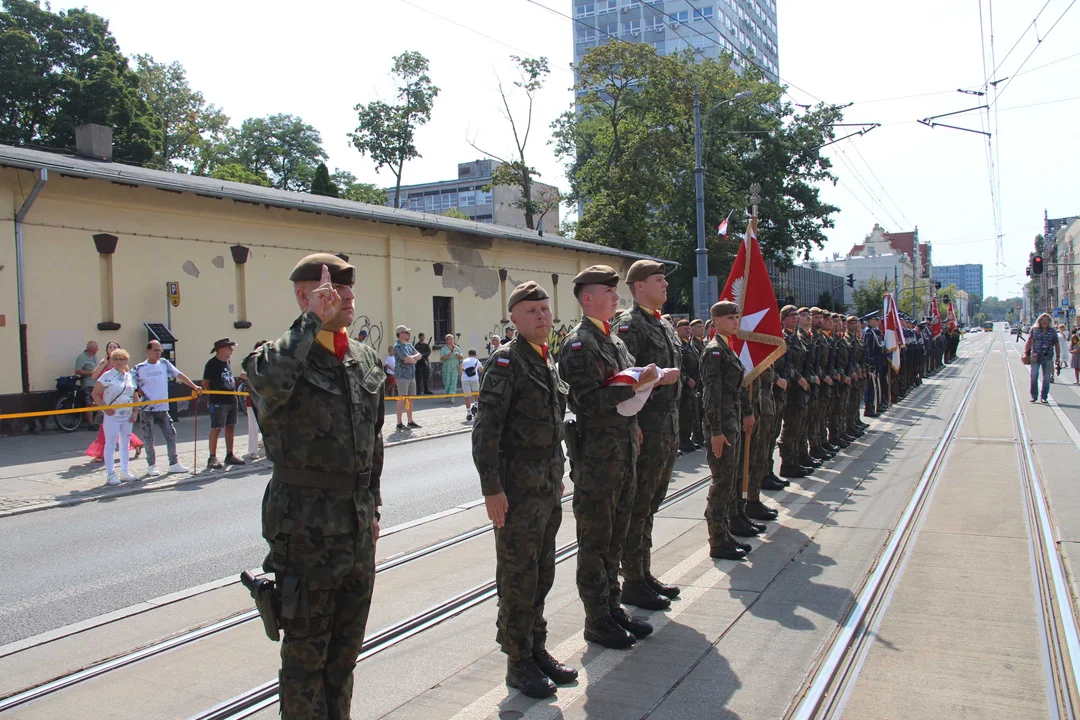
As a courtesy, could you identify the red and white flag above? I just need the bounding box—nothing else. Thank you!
[717,210,732,239]
[883,293,904,372]
[946,302,958,331]
[929,291,942,338]
[719,216,786,385]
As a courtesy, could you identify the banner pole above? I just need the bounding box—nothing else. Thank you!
[742,378,754,499]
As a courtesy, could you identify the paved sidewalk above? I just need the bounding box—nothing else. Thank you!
[0,397,475,516]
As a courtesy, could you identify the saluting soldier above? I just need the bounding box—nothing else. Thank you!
[676,319,702,454]
[701,301,755,560]
[245,254,383,720]
[614,260,683,611]
[778,305,812,479]
[690,319,707,447]
[472,281,577,699]
[558,266,665,649]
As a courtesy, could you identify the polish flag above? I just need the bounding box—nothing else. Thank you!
[883,293,903,372]
[717,210,732,239]
[946,302,958,331]
[929,291,943,338]
[719,216,786,385]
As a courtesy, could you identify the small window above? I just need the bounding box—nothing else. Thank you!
[599,22,618,38]
[577,27,597,43]
[622,19,640,34]
[477,189,493,205]
[693,7,714,21]
[670,10,689,23]
[575,3,595,18]
[598,0,618,13]
[441,191,456,209]
[459,190,476,207]
[424,195,436,211]
[645,15,663,30]
[433,297,453,345]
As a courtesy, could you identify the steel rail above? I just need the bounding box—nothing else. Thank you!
[1004,337,1080,718]
[190,475,715,720]
[0,484,573,713]
[786,333,995,719]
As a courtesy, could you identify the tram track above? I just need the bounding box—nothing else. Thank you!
[786,332,1080,719]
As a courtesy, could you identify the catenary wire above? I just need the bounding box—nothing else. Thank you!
[990,0,1078,108]
[848,142,914,228]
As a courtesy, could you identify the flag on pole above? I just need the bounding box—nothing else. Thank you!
[946,302,958,331]
[929,291,943,338]
[883,293,904,372]
[717,210,732,239]
[719,216,786,385]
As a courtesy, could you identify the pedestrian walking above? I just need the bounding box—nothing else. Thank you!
[243,254,383,720]
[202,338,245,469]
[415,332,433,394]
[472,280,577,699]
[558,265,659,650]
[92,347,140,486]
[85,340,143,463]
[440,335,464,400]
[392,325,422,431]
[75,340,99,430]
[1024,313,1061,404]
[1070,329,1080,384]
[133,339,200,476]
[461,349,482,421]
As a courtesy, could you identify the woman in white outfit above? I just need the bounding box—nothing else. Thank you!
[461,348,482,421]
[92,348,140,486]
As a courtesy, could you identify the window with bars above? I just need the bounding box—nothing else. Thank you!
[433,297,453,345]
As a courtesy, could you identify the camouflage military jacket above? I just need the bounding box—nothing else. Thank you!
[834,334,851,378]
[782,329,805,389]
[755,365,776,417]
[680,338,701,387]
[557,318,637,423]
[243,312,385,505]
[613,305,682,414]
[850,331,866,372]
[803,329,820,391]
[472,339,567,496]
[700,336,750,440]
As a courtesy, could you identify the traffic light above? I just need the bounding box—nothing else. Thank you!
[934,281,941,290]
[846,273,855,288]
[1032,255,1044,275]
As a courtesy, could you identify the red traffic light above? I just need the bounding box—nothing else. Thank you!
[1032,255,1044,275]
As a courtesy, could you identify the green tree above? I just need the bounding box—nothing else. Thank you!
[133,54,228,170]
[852,277,888,317]
[443,207,470,220]
[310,162,339,197]
[552,41,842,311]
[350,51,439,208]
[0,0,159,162]
[329,169,387,204]
[215,114,327,192]
[209,162,270,187]
[471,56,559,231]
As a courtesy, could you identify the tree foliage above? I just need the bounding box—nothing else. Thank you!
[350,51,439,208]
[209,162,270,187]
[0,0,158,162]
[133,54,227,170]
[195,114,327,192]
[330,169,387,204]
[852,277,889,317]
[310,162,339,197]
[553,42,842,310]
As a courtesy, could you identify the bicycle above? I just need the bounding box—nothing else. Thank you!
[54,375,88,432]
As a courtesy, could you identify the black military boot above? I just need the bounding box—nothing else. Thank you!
[621,579,671,610]
[822,441,841,453]
[800,453,822,468]
[733,535,753,553]
[809,446,830,461]
[506,657,557,698]
[583,615,635,649]
[830,434,850,449]
[762,473,788,489]
[646,573,680,599]
[533,649,578,685]
[729,514,762,537]
[779,464,807,478]
[710,537,749,560]
[612,607,653,639]
[745,500,779,521]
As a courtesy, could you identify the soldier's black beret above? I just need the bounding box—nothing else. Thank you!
[289,253,356,286]
[508,281,550,312]
[573,265,620,287]
[625,259,668,285]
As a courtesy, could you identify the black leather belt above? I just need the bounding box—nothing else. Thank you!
[579,415,634,429]
[273,467,371,490]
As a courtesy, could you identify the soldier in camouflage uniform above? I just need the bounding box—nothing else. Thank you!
[778,305,812,479]
[472,281,577,699]
[845,316,869,438]
[690,320,707,446]
[745,361,782,523]
[245,254,383,720]
[796,309,823,471]
[614,260,683,611]
[676,319,702,454]
[758,316,791,492]
[701,301,754,560]
[558,265,664,649]
[810,308,837,461]
[829,314,856,448]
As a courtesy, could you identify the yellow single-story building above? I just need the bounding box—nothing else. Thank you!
[0,134,666,414]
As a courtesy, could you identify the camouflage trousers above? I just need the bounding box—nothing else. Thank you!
[678,390,700,448]
[778,395,807,467]
[573,425,638,619]
[801,388,819,457]
[623,412,678,582]
[495,479,562,661]
[262,481,377,720]
[767,395,787,475]
[809,388,827,447]
[829,385,848,439]
[748,411,775,501]
[847,378,864,432]
[705,430,742,544]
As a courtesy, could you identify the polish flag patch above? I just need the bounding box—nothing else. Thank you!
[618,324,630,333]
[496,357,511,367]
[711,350,721,356]
[571,341,583,351]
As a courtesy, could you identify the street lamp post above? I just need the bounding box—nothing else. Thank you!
[693,89,754,322]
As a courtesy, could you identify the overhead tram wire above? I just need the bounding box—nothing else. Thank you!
[848,142,914,229]
[989,0,1005,281]
[984,0,1054,84]
[976,0,1003,285]
[831,146,904,230]
[990,0,1079,108]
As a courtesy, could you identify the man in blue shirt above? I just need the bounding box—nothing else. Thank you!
[393,325,423,431]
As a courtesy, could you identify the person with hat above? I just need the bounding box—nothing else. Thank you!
[808,308,837,461]
[829,314,857,448]
[796,308,824,470]
[201,338,245,469]
[755,306,794,492]
[862,312,884,417]
[242,253,384,719]
[558,265,663,649]
[689,319,708,446]
[613,259,683,610]
[675,319,702,455]
[392,325,422,431]
[701,300,755,560]
[845,316,869,438]
[778,305,813,478]
[472,280,578,699]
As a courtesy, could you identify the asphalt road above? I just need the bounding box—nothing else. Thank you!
[0,434,481,646]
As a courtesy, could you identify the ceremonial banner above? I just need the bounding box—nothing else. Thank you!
[946,302,958,331]
[719,216,786,385]
[929,291,943,338]
[883,293,903,372]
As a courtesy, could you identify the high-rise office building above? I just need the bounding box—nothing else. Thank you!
[571,0,779,83]
[934,264,984,299]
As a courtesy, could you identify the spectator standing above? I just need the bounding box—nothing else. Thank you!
[133,340,200,476]
[393,325,423,430]
[85,341,143,462]
[461,349,482,421]
[503,326,516,345]
[202,338,245,469]
[490,334,501,354]
[415,332,433,395]
[384,350,397,397]
[75,341,99,430]
[92,348,140,486]
[1024,313,1061,404]
[1070,328,1080,384]
[440,335,464,401]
